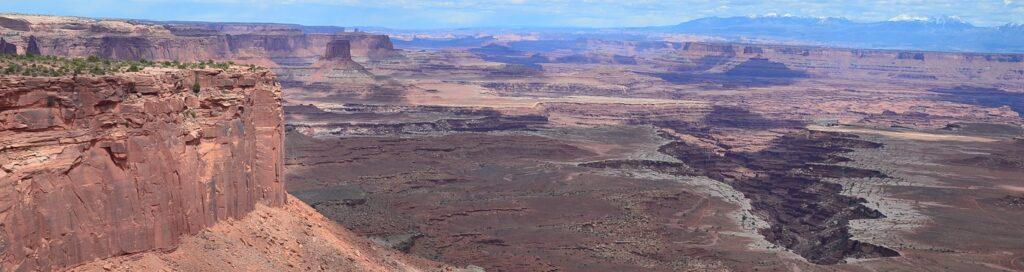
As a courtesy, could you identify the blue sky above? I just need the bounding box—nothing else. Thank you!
[5,0,1023,29]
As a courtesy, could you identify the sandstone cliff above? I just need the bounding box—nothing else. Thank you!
[0,15,398,65]
[298,39,374,83]
[0,67,286,271]
[670,42,1024,90]
[324,40,353,61]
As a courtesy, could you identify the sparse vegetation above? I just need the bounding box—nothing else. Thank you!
[183,108,197,119]
[0,54,258,77]
[489,63,542,77]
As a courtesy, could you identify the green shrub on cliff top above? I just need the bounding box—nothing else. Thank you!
[0,54,257,77]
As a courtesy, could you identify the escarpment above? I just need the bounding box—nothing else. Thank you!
[0,67,285,271]
[669,42,1024,89]
[0,15,398,64]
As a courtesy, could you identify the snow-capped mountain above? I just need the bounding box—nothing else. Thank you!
[649,15,1024,53]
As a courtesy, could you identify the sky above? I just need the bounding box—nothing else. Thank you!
[4,0,1023,29]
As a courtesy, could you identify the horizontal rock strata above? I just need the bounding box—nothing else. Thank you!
[0,68,285,271]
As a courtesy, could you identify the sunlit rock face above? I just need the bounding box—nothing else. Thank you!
[0,15,398,64]
[324,39,353,61]
[0,68,285,271]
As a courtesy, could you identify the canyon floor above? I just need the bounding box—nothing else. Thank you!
[283,45,1024,271]
[2,14,1022,271]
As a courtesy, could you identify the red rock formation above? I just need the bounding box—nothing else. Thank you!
[69,195,449,272]
[0,68,285,271]
[0,15,398,64]
[25,36,40,56]
[0,38,16,55]
[666,41,1024,90]
[280,39,374,84]
[0,16,30,32]
[341,34,399,60]
[324,40,353,61]
[683,42,737,55]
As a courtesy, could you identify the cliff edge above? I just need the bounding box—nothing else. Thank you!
[0,63,285,271]
[0,14,399,64]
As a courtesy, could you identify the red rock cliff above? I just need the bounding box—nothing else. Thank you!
[0,15,398,65]
[323,40,353,61]
[0,68,285,271]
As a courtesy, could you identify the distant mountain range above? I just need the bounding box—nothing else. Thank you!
[384,15,1024,54]
[644,15,1024,53]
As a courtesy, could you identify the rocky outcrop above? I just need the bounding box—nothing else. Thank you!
[164,22,305,36]
[668,41,1024,89]
[324,40,353,61]
[277,39,375,85]
[0,15,398,64]
[682,42,736,55]
[341,34,399,61]
[0,68,285,271]
[0,38,16,55]
[723,58,807,78]
[25,36,40,56]
[0,16,30,31]
[69,195,449,272]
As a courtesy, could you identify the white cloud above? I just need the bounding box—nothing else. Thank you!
[889,14,929,22]
[18,0,1024,28]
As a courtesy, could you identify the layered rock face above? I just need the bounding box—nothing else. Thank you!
[324,40,353,61]
[0,15,398,64]
[0,68,285,271]
[25,36,40,56]
[479,38,1022,90]
[0,16,30,31]
[274,39,375,85]
[344,34,398,61]
[668,42,1024,90]
[0,38,15,55]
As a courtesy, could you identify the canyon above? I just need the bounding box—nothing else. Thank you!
[2,13,1023,272]
[0,52,444,271]
[283,26,1024,271]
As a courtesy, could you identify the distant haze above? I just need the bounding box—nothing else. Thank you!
[5,1,1024,53]
[5,0,1024,29]
[648,16,1024,53]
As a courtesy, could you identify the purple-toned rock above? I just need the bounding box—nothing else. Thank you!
[26,36,40,55]
[0,38,16,55]
[323,39,353,61]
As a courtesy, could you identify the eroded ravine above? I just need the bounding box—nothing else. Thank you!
[585,108,902,265]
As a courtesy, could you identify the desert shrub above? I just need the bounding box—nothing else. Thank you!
[0,53,259,77]
[490,63,542,77]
